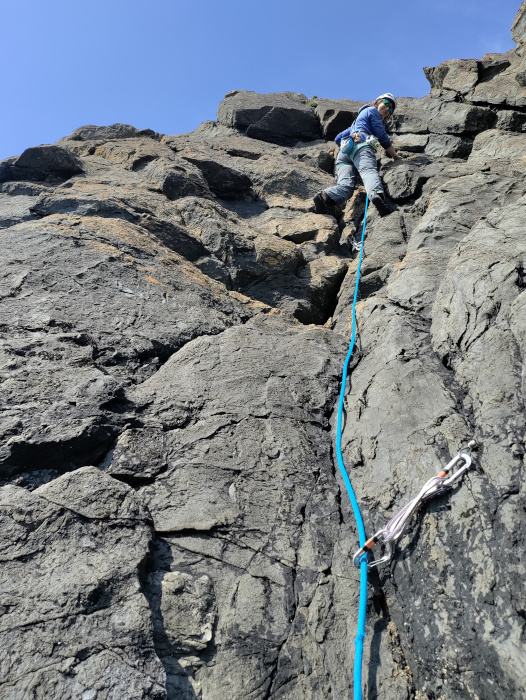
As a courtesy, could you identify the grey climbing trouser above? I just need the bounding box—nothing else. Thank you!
[324,145,383,206]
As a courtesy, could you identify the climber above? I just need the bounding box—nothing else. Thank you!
[313,93,402,218]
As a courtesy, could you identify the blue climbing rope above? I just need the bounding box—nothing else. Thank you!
[335,195,369,700]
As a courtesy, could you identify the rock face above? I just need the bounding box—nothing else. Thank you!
[1,4,526,699]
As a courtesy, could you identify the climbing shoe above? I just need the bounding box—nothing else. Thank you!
[371,190,395,217]
[325,195,339,217]
[313,192,329,215]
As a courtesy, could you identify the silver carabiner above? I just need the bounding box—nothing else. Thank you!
[437,449,473,487]
[352,529,388,568]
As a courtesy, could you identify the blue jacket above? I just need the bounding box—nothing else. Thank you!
[335,105,392,150]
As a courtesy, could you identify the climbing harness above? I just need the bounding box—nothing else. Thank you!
[353,441,476,570]
[334,195,476,699]
[335,196,370,700]
[363,134,380,151]
[340,132,380,161]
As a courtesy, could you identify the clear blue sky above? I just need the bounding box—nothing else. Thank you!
[1,0,521,160]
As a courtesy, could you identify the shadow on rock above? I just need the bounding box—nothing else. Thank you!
[141,537,217,700]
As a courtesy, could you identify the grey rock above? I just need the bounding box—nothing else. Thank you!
[391,133,429,153]
[245,255,348,325]
[0,212,257,478]
[332,212,408,330]
[254,210,338,245]
[63,123,160,142]
[147,570,216,652]
[314,98,367,139]
[424,45,526,110]
[139,158,211,200]
[468,128,526,171]
[289,140,336,173]
[422,199,526,698]
[0,156,17,181]
[516,53,526,85]
[424,134,473,158]
[195,255,232,286]
[170,128,334,211]
[441,58,480,93]
[122,315,392,698]
[429,58,480,94]
[62,136,212,201]
[424,52,517,104]
[385,171,524,316]
[0,193,38,228]
[184,156,253,199]
[385,97,430,135]
[423,63,452,91]
[381,158,432,200]
[164,122,335,175]
[217,90,321,145]
[0,181,49,196]
[511,0,526,44]
[0,467,165,700]
[104,427,168,483]
[495,108,526,131]
[30,190,139,220]
[2,23,526,698]
[389,96,494,136]
[1,145,83,183]
[470,50,526,107]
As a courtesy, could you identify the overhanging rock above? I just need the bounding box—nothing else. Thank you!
[217,89,321,145]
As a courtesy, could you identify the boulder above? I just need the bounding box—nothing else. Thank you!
[254,210,338,244]
[217,90,321,145]
[290,140,336,173]
[426,58,480,94]
[479,52,513,79]
[428,100,495,134]
[64,123,160,141]
[0,145,83,183]
[104,427,168,483]
[141,158,211,200]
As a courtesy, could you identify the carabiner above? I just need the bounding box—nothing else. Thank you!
[436,451,472,486]
[352,529,388,568]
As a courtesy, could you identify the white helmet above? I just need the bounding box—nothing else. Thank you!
[376,92,397,112]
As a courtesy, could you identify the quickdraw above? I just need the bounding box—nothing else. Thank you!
[353,440,476,570]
